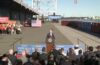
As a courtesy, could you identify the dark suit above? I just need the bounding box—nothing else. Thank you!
[46,32,55,44]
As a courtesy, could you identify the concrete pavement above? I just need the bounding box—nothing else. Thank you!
[0,23,71,54]
[53,23,100,49]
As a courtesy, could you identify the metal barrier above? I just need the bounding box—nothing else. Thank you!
[10,37,22,51]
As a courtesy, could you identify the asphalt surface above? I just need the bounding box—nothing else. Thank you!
[0,23,71,54]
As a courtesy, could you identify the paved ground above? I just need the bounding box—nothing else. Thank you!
[0,23,71,54]
[53,23,100,49]
[0,22,99,54]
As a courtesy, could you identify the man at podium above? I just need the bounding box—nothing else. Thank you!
[45,28,55,53]
[46,28,55,44]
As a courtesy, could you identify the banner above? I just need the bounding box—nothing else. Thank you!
[56,45,74,54]
[48,15,61,20]
[16,44,74,54]
[16,44,85,58]
[0,17,9,23]
[31,19,42,27]
[16,44,46,54]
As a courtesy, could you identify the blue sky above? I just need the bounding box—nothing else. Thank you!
[24,0,100,17]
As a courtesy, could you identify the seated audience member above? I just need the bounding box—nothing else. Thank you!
[16,24,22,34]
[10,25,15,34]
[6,25,11,34]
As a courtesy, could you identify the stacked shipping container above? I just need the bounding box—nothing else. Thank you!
[61,19,100,37]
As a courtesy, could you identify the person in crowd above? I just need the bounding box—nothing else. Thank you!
[54,49,63,65]
[1,45,100,65]
[16,59,23,65]
[60,48,66,56]
[39,47,47,65]
[74,45,80,55]
[58,49,68,65]
[20,50,28,64]
[13,24,16,34]
[95,45,100,59]
[94,45,100,65]
[13,51,18,58]
[10,25,14,35]
[67,48,76,65]
[47,54,55,65]
[6,24,11,34]
[48,49,53,56]
[48,48,63,65]
[76,49,84,65]
[0,55,2,65]
[15,24,22,34]
[0,54,8,65]
[31,48,40,61]
[52,46,59,65]
[83,46,95,65]
[33,59,41,65]
[23,55,33,65]
[8,49,17,65]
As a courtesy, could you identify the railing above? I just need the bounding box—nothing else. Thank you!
[10,37,23,51]
[0,36,23,55]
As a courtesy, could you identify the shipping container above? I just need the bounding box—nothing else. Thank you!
[61,18,100,37]
[61,21,70,26]
[85,22,92,32]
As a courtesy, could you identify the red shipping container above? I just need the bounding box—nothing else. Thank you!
[61,21,70,26]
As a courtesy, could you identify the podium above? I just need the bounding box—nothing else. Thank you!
[46,43,54,53]
[46,36,55,53]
